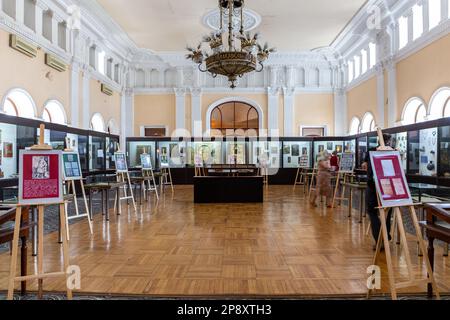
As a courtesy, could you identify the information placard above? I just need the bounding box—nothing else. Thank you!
[340,153,355,173]
[62,152,82,180]
[140,153,153,170]
[114,152,128,172]
[19,150,63,205]
[370,151,412,208]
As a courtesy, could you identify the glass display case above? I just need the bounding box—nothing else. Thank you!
[158,141,187,168]
[77,134,88,171]
[0,122,19,179]
[439,126,450,178]
[106,137,120,169]
[392,132,407,171]
[282,141,311,168]
[49,130,66,150]
[419,128,438,176]
[408,130,420,175]
[89,136,106,171]
[249,141,281,168]
[357,136,367,168]
[313,140,344,163]
[128,141,156,168]
[344,139,356,153]
[225,141,246,164]
[191,141,223,166]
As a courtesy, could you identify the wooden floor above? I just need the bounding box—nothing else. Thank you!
[0,185,449,297]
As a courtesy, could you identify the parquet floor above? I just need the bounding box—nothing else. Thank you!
[0,186,449,297]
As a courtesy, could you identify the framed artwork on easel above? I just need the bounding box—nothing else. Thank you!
[114,152,128,173]
[18,150,64,205]
[62,152,83,181]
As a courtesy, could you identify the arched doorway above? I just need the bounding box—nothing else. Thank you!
[208,99,261,136]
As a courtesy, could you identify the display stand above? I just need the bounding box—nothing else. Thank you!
[194,155,205,177]
[8,124,72,300]
[331,153,355,208]
[308,164,318,199]
[62,140,93,240]
[115,152,137,211]
[293,167,305,190]
[160,163,174,193]
[140,153,159,201]
[367,128,440,300]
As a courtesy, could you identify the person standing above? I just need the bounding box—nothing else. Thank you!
[310,151,332,208]
[363,133,394,249]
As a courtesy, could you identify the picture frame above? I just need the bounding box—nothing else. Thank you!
[140,153,153,170]
[4,142,13,158]
[18,150,63,205]
[291,145,300,157]
[61,152,83,181]
[114,152,128,172]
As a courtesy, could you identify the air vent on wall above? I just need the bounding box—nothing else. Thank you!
[101,84,113,96]
[45,53,66,72]
[9,34,37,58]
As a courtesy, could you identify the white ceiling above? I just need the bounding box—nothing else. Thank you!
[96,0,367,52]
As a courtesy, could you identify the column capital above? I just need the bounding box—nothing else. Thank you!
[282,87,295,97]
[267,87,280,96]
[190,87,202,97]
[174,88,186,97]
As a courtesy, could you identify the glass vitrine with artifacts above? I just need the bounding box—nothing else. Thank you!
[225,141,246,164]
[282,141,311,168]
[191,141,223,166]
[419,128,438,176]
[392,132,407,171]
[158,141,187,168]
[128,141,156,168]
[356,136,368,168]
[89,135,106,171]
[250,140,281,168]
[439,126,450,177]
[344,139,356,153]
[313,140,344,162]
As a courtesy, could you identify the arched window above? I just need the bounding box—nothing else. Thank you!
[107,118,118,135]
[402,98,427,125]
[2,89,36,118]
[429,87,450,120]
[349,117,360,135]
[361,113,376,133]
[90,113,105,132]
[444,98,450,118]
[210,101,259,136]
[43,100,67,124]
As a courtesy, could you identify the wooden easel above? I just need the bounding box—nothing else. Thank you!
[115,150,137,211]
[308,164,318,199]
[63,139,93,241]
[8,124,72,300]
[141,152,159,201]
[367,128,440,300]
[331,172,350,208]
[293,167,305,190]
[160,164,174,193]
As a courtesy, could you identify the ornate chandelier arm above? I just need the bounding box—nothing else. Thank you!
[198,63,208,73]
[256,61,264,73]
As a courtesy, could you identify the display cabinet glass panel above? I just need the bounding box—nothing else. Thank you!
[106,137,119,169]
[0,122,18,179]
[439,126,450,177]
[77,135,88,171]
[368,136,378,150]
[313,141,344,162]
[249,141,281,168]
[128,141,156,168]
[225,141,246,164]
[89,136,105,171]
[419,128,438,176]
[49,130,66,150]
[191,141,223,166]
[158,141,187,168]
[282,141,311,168]
[357,136,367,168]
[392,132,407,171]
[344,139,356,153]
[408,130,420,175]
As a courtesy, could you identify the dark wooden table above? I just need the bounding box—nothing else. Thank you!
[84,182,126,221]
[422,203,450,297]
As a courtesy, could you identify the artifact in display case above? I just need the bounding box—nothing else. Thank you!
[283,142,310,168]
[128,141,156,168]
[392,132,407,171]
[345,140,356,153]
[193,141,222,165]
[251,141,280,168]
[158,142,186,168]
[419,128,438,176]
[439,126,450,177]
[226,142,246,165]
[408,130,420,175]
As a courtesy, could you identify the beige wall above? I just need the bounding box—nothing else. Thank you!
[396,33,450,121]
[89,79,121,131]
[347,76,378,125]
[0,29,71,121]
[134,94,176,136]
[294,94,334,136]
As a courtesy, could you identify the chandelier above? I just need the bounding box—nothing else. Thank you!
[186,0,276,89]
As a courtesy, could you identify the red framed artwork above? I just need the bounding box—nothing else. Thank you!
[18,150,63,205]
[370,151,412,208]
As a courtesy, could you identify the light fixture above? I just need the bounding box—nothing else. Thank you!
[186,0,275,89]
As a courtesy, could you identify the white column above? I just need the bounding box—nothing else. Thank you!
[442,0,449,22]
[174,88,186,132]
[286,66,296,88]
[51,13,63,46]
[70,62,80,127]
[65,24,71,53]
[15,0,24,24]
[144,69,151,88]
[269,66,278,88]
[376,64,385,128]
[82,70,90,129]
[190,88,202,137]
[176,67,184,88]
[34,0,46,36]
[121,89,134,145]
[267,87,279,136]
[422,0,430,33]
[407,10,414,43]
[158,68,166,87]
[333,89,347,136]
[283,87,295,136]
[385,58,397,127]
